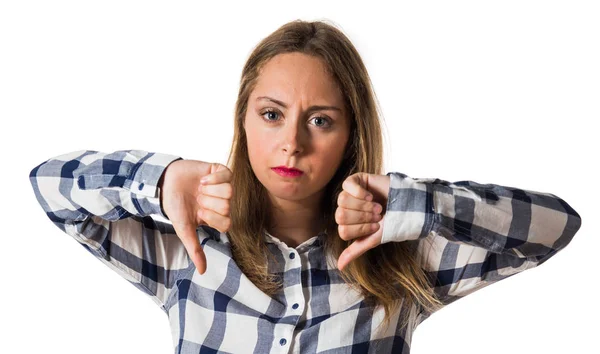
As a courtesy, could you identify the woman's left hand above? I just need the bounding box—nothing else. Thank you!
[336,172,390,271]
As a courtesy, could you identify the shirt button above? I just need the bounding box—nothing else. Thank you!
[279,338,287,346]
[289,252,295,259]
[138,182,145,190]
[292,303,299,310]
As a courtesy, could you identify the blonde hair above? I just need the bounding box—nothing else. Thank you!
[225,19,443,331]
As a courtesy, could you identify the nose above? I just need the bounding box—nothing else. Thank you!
[281,118,305,156]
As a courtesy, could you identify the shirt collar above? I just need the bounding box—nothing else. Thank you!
[263,229,326,252]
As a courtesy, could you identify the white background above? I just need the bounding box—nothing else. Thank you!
[2,1,598,353]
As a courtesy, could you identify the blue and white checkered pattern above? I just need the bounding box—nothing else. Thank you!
[29,149,582,353]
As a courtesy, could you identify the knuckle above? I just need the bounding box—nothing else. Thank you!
[222,202,230,215]
[202,208,211,220]
[223,218,232,231]
[337,210,347,224]
[338,192,347,204]
[341,179,351,191]
[335,208,343,224]
[225,184,233,199]
[338,225,348,240]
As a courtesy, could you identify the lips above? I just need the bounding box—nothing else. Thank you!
[273,166,303,173]
[271,167,303,177]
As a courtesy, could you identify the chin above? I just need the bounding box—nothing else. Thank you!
[269,188,305,200]
[265,184,311,201]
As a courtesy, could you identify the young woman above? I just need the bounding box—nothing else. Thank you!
[29,20,582,354]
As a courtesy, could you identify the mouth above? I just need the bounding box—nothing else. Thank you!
[271,167,303,177]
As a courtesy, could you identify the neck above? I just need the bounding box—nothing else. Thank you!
[267,190,325,248]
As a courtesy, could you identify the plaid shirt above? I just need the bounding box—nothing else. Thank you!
[29,149,582,354]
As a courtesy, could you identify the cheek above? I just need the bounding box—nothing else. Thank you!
[246,128,270,164]
[314,140,346,173]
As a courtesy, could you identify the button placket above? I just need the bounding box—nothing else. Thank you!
[276,249,301,350]
[289,250,302,314]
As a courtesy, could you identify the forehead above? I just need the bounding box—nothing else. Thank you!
[252,52,344,104]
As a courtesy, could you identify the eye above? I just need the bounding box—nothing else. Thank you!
[261,108,280,123]
[260,108,332,129]
[310,116,331,128]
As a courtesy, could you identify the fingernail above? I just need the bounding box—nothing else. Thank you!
[366,193,373,201]
[200,178,207,185]
[374,204,382,214]
[371,223,379,231]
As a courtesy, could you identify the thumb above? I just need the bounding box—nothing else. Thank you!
[173,222,207,275]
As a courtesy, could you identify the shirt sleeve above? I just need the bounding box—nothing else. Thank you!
[381,171,582,316]
[29,149,199,313]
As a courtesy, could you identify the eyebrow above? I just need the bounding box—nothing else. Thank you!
[256,96,343,113]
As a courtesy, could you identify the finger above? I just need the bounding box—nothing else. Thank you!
[199,182,233,200]
[337,191,382,214]
[198,208,232,233]
[338,222,380,241]
[172,222,207,275]
[197,193,231,217]
[337,235,378,271]
[201,167,233,186]
[335,207,382,226]
[342,173,373,201]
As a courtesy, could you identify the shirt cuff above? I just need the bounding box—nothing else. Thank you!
[380,172,435,244]
[129,152,183,218]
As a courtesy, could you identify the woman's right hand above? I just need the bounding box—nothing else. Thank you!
[158,159,233,275]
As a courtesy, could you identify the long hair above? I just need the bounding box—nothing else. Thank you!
[225,19,443,331]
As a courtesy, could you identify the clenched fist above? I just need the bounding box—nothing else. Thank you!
[158,159,233,275]
[336,172,390,271]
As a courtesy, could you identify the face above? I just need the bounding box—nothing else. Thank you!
[244,52,351,206]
